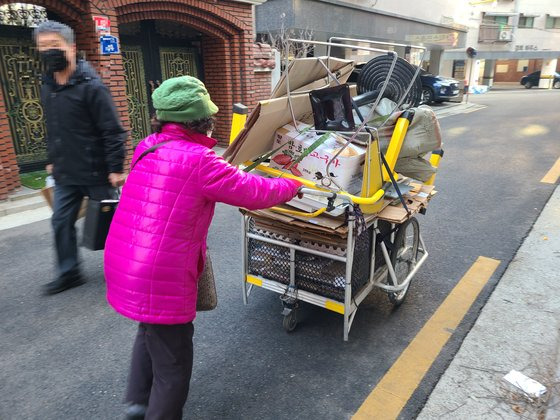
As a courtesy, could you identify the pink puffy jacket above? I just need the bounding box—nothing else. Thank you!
[104,123,299,324]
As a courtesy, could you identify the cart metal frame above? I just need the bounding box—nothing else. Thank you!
[241,190,429,341]
[237,38,435,341]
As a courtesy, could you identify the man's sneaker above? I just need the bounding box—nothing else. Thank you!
[125,404,147,419]
[42,273,85,295]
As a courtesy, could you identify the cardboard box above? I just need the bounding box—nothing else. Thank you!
[269,122,366,193]
[223,93,315,166]
[271,57,355,99]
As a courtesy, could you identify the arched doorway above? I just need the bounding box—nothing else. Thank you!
[115,1,255,144]
[119,20,203,145]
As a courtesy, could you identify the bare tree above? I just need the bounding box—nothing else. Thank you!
[260,13,314,65]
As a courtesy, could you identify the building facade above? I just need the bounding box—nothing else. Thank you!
[439,0,560,88]
[256,0,468,73]
[0,0,272,199]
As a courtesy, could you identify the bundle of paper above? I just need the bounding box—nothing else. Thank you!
[377,183,437,224]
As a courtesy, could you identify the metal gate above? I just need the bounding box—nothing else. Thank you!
[122,46,151,146]
[0,36,47,170]
[160,47,198,80]
[120,20,202,146]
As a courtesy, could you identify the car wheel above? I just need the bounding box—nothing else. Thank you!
[524,81,533,89]
[554,81,560,89]
[421,88,433,104]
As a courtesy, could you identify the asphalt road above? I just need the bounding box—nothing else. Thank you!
[1,89,559,420]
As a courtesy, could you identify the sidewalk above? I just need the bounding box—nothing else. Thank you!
[0,187,51,231]
[417,185,560,419]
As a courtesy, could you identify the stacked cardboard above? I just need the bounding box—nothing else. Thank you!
[223,57,355,166]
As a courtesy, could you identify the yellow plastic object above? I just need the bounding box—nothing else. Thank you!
[360,138,384,214]
[246,275,263,287]
[425,149,443,186]
[269,206,327,218]
[229,103,248,144]
[247,162,385,206]
[382,116,409,182]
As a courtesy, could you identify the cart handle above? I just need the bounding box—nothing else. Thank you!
[247,162,386,205]
[269,206,328,218]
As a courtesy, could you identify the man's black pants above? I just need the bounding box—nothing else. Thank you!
[126,323,194,420]
[51,184,115,278]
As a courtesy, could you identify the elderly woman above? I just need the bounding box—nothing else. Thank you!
[104,76,300,420]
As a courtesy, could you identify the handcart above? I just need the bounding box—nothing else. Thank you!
[227,38,443,341]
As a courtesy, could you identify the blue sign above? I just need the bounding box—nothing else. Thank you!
[100,35,119,55]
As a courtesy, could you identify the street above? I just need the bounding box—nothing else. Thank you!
[1,89,559,419]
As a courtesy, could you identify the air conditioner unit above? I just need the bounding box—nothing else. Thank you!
[499,30,513,41]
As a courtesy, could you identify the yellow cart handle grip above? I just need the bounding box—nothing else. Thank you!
[247,162,386,206]
[269,206,327,218]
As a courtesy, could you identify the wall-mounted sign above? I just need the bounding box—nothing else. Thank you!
[100,35,119,55]
[93,16,110,34]
[515,45,538,51]
[405,32,459,47]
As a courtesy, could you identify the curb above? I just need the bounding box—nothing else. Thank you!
[0,195,47,217]
[545,336,560,420]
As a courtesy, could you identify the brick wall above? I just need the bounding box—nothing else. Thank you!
[0,87,20,200]
[0,0,263,197]
[494,59,542,83]
[252,43,275,102]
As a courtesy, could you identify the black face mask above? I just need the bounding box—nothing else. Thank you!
[40,49,69,73]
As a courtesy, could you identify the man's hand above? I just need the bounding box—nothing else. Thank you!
[108,172,126,188]
[46,164,53,174]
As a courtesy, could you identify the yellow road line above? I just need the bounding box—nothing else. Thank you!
[541,157,560,184]
[353,256,500,420]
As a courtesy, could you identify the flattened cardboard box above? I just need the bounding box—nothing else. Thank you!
[271,57,355,99]
[224,57,356,167]
[377,184,436,224]
[223,93,314,166]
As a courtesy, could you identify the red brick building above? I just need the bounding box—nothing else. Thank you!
[0,0,272,199]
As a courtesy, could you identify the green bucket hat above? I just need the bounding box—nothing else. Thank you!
[152,76,219,123]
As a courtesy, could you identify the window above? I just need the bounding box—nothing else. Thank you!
[494,16,509,25]
[496,64,509,73]
[546,15,560,29]
[483,14,509,25]
[518,16,534,28]
[517,60,529,72]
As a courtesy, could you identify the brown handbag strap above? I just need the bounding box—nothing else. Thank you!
[131,140,172,171]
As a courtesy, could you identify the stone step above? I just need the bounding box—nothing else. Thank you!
[6,187,43,202]
[0,195,47,217]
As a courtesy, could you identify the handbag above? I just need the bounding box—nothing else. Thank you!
[82,141,172,251]
[82,198,119,250]
[197,250,217,311]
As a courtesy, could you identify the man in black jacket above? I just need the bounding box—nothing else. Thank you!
[34,20,127,295]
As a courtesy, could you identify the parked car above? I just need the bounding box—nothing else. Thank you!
[520,71,560,89]
[419,69,460,104]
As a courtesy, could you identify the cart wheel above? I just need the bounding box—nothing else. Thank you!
[387,217,420,306]
[282,310,298,332]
